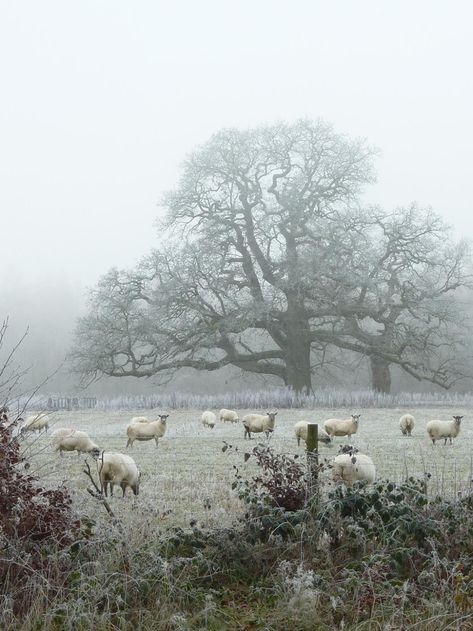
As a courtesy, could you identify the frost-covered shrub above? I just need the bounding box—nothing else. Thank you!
[0,418,83,613]
[232,444,309,511]
[0,420,80,544]
[226,444,321,542]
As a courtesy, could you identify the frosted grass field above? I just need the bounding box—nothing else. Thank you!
[21,407,473,535]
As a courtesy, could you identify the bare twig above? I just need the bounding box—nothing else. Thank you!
[82,458,116,519]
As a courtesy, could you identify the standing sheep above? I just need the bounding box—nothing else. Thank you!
[332,446,376,484]
[51,428,100,456]
[126,414,169,448]
[426,415,463,445]
[294,421,331,447]
[97,452,140,497]
[242,412,277,439]
[201,411,216,428]
[399,414,415,436]
[21,413,50,434]
[219,409,239,423]
[324,414,360,441]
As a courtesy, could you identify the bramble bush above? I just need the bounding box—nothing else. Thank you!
[0,419,86,614]
[0,421,80,543]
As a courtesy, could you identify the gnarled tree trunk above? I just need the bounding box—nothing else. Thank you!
[284,298,312,394]
[285,345,312,394]
[370,355,391,393]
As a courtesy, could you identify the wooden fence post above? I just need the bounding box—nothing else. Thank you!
[306,423,319,499]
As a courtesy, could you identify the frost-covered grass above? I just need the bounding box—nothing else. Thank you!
[8,405,473,631]
[22,406,473,533]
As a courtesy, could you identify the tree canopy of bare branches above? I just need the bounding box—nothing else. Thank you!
[71,120,473,393]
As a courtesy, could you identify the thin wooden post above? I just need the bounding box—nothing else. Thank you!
[306,423,319,500]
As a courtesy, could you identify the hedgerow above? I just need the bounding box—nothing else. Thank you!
[3,430,473,629]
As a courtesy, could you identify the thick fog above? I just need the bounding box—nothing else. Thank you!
[2,1,473,396]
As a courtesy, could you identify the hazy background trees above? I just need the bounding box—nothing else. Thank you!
[70,120,473,394]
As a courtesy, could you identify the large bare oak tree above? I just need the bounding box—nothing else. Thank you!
[71,120,472,393]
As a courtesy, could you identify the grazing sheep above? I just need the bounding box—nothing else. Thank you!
[324,414,360,440]
[333,446,376,484]
[0,406,9,423]
[51,428,99,456]
[294,421,331,447]
[201,411,216,428]
[97,452,140,497]
[126,414,169,448]
[219,409,239,424]
[242,412,277,439]
[426,415,463,445]
[21,413,49,434]
[399,413,415,436]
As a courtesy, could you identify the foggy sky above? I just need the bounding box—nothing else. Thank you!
[1,1,473,391]
[2,0,472,288]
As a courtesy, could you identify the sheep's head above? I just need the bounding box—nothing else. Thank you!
[351,414,361,424]
[266,411,277,422]
[338,444,358,456]
[90,447,101,459]
[159,414,169,424]
[453,415,463,425]
[132,472,141,496]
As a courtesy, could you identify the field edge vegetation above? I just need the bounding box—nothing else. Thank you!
[2,421,473,630]
[20,386,473,413]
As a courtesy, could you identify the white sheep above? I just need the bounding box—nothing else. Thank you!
[126,414,169,448]
[332,446,376,484]
[399,413,415,436]
[51,428,100,456]
[219,409,239,423]
[426,415,463,445]
[97,452,140,497]
[242,412,277,439]
[294,421,331,447]
[201,411,216,428]
[324,414,360,440]
[21,413,50,434]
[131,416,151,423]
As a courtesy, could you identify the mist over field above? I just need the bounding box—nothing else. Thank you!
[1,1,472,401]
